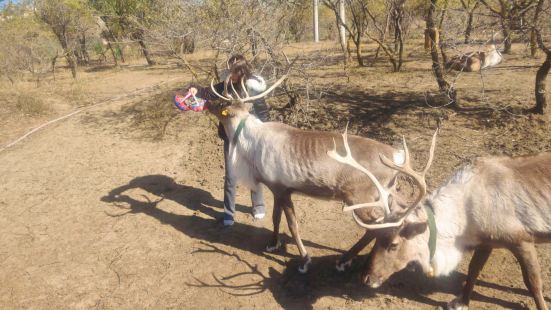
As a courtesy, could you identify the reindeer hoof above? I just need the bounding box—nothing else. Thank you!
[335,259,353,272]
[298,255,312,274]
[447,297,469,310]
[266,241,282,253]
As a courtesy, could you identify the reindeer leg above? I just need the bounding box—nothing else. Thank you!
[266,197,283,253]
[336,193,380,272]
[510,242,548,310]
[447,245,492,310]
[336,231,374,272]
[281,195,311,273]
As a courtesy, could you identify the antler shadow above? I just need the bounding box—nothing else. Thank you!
[188,242,270,297]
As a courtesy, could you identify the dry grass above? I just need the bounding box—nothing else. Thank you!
[14,92,49,116]
[1,40,551,310]
[129,90,181,140]
[0,83,50,116]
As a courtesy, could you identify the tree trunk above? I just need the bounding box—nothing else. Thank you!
[389,0,405,71]
[64,52,77,78]
[313,0,320,42]
[138,39,155,65]
[371,46,381,66]
[74,48,84,65]
[534,51,550,115]
[464,11,474,43]
[355,38,364,66]
[427,0,457,105]
[335,12,348,66]
[394,23,400,53]
[183,35,195,54]
[108,32,124,63]
[55,31,77,78]
[346,34,353,62]
[106,28,122,63]
[339,0,346,47]
[79,34,90,65]
[396,31,403,71]
[118,46,126,63]
[106,41,119,66]
[51,53,58,81]
[395,9,404,71]
[247,29,258,60]
[531,30,538,57]
[501,18,512,54]
[531,0,545,57]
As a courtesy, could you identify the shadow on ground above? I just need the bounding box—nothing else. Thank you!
[101,175,343,266]
[187,242,537,309]
[101,175,539,309]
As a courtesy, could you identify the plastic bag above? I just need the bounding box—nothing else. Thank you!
[174,92,207,112]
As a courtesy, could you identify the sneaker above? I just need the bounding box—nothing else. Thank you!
[223,219,235,226]
[252,205,266,220]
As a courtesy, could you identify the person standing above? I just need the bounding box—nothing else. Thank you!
[188,55,269,226]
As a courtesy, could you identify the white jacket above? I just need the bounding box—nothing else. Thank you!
[219,70,267,96]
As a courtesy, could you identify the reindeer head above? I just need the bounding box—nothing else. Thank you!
[328,130,437,287]
[363,207,432,288]
[206,74,287,124]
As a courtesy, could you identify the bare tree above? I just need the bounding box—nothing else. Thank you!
[427,0,457,105]
[89,0,157,65]
[479,0,537,54]
[530,0,545,56]
[460,0,480,43]
[95,16,120,66]
[0,10,58,84]
[364,0,406,72]
[324,0,369,66]
[35,0,88,78]
[533,30,550,116]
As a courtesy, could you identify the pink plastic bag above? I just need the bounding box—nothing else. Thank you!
[174,92,207,112]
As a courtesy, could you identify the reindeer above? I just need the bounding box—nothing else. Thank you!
[445,44,503,72]
[329,131,551,310]
[203,75,406,273]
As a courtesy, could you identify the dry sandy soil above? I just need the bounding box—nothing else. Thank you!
[1,42,550,309]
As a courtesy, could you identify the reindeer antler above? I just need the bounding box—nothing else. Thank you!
[210,74,287,103]
[209,56,297,104]
[327,125,392,217]
[328,128,438,230]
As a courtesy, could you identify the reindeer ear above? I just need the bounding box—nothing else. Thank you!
[400,207,428,239]
[223,105,244,117]
[235,101,252,112]
[400,221,427,240]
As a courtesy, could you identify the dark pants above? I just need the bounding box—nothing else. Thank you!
[220,123,265,222]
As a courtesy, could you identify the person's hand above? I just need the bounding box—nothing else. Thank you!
[188,87,198,96]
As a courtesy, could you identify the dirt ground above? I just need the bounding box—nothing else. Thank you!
[1,42,550,309]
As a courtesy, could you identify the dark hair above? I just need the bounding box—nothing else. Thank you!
[227,54,253,81]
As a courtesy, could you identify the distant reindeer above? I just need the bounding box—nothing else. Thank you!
[202,75,406,272]
[445,44,503,72]
[329,131,551,310]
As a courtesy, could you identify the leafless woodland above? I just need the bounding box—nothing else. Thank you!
[1,0,551,309]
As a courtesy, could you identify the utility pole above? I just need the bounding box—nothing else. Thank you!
[313,0,319,42]
[339,0,346,47]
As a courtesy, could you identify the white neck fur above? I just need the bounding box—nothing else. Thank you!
[419,166,475,276]
[228,116,264,189]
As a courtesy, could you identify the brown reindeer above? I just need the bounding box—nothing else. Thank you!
[203,75,406,272]
[445,44,503,72]
[329,131,551,310]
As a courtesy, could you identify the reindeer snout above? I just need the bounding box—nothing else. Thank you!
[363,274,382,288]
[362,271,382,288]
